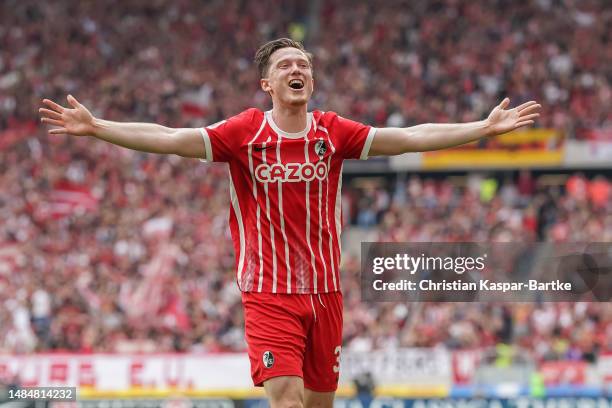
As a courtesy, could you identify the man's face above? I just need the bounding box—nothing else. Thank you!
[261,47,314,108]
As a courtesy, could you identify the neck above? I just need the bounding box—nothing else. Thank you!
[271,104,308,133]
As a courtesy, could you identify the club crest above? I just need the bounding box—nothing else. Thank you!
[263,351,274,368]
[314,140,327,158]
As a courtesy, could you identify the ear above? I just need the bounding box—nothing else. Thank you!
[260,78,271,93]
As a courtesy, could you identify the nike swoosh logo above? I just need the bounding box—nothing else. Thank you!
[254,146,274,151]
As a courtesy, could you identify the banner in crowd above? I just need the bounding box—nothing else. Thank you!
[1,352,601,398]
[33,181,99,221]
[0,351,450,397]
[597,353,612,383]
[564,128,612,166]
[339,348,452,387]
[579,128,612,142]
[0,354,253,394]
[421,129,565,169]
[540,361,587,385]
[0,122,36,151]
[452,350,483,384]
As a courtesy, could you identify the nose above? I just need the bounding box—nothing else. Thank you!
[290,62,304,74]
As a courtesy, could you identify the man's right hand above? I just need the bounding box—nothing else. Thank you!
[39,95,95,137]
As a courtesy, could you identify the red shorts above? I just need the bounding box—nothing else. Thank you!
[241,291,343,392]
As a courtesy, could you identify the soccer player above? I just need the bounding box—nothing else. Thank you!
[39,38,540,408]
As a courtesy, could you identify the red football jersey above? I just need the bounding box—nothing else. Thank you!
[199,109,376,294]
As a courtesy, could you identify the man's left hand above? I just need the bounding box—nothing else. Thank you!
[486,98,541,136]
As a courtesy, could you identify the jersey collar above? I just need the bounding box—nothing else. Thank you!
[265,111,313,139]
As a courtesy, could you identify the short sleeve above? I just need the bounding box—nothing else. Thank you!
[329,114,377,160]
[199,109,255,162]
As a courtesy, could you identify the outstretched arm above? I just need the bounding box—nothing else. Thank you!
[369,98,541,156]
[39,95,205,158]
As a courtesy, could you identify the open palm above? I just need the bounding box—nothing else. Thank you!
[486,98,541,136]
[39,95,95,136]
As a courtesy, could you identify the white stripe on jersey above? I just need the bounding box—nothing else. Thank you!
[276,139,292,293]
[335,163,344,258]
[198,128,214,161]
[320,126,338,291]
[360,127,377,160]
[303,135,318,294]
[326,154,337,291]
[228,174,246,290]
[198,120,227,162]
[261,138,278,293]
[247,117,267,292]
[316,138,329,293]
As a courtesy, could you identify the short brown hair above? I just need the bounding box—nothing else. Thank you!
[254,38,313,78]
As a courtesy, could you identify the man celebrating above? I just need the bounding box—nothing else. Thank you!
[39,38,540,408]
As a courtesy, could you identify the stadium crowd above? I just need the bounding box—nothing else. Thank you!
[0,0,611,363]
[1,0,610,136]
[2,142,610,361]
[341,172,611,363]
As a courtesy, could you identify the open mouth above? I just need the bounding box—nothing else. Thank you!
[289,79,304,90]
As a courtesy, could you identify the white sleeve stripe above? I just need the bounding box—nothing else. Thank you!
[198,128,213,162]
[359,127,377,160]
